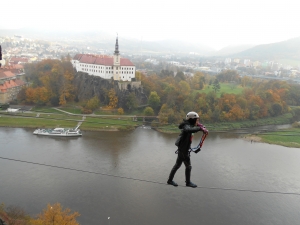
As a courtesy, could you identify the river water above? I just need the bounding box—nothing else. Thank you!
[0,126,300,225]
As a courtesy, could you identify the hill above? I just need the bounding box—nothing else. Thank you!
[207,44,255,56]
[231,37,300,61]
[0,28,214,55]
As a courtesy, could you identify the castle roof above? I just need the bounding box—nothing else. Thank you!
[73,54,134,66]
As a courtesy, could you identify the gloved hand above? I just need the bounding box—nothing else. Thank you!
[202,128,209,134]
[194,148,201,153]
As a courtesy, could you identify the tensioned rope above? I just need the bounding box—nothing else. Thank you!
[1,156,300,196]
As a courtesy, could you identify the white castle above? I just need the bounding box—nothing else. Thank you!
[71,37,135,81]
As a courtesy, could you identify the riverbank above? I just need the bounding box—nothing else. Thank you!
[156,112,294,133]
[1,110,300,148]
[0,110,294,132]
[242,126,300,148]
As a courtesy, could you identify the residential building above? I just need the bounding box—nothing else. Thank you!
[0,69,25,103]
[225,58,231,64]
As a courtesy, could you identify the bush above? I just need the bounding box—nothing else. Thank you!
[81,107,92,114]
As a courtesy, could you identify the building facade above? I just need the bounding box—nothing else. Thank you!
[0,69,25,103]
[71,37,135,81]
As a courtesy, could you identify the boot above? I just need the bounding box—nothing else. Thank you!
[167,180,178,186]
[185,167,197,188]
[167,166,179,187]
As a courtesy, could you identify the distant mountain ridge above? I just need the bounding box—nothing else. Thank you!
[1,29,300,60]
[0,28,214,55]
[208,44,255,56]
[231,37,300,61]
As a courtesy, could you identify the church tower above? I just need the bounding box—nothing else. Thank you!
[113,36,120,80]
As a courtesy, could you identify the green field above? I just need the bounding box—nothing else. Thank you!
[195,83,245,97]
[257,128,300,148]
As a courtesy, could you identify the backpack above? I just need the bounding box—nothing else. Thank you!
[175,132,183,147]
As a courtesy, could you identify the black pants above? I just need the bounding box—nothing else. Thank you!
[168,152,192,183]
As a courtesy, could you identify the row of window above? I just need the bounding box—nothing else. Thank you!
[79,64,134,70]
[81,68,134,74]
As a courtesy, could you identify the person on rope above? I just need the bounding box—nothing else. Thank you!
[167,111,208,188]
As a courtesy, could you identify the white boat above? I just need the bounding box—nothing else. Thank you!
[33,126,82,137]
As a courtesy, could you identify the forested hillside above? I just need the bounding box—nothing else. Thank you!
[19,59,300,124]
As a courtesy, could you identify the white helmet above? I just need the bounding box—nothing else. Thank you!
[186,111,199,120]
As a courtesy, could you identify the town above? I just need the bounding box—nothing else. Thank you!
[1,34,300,105]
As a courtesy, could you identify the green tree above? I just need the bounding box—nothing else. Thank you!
[175,71,185,82]
[212,78,221,93]
[270,103,283,116]
[125,92,138,112]
[148,91,161,112]
[144,107,154,116]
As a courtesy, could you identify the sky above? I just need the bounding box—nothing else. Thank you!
[1,0,300,50]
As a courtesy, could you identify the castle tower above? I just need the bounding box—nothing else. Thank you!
[113,36,120,80]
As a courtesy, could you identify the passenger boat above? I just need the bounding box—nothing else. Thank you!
[33,126,82,137]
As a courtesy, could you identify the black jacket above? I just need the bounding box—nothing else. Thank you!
[177,120,202,155]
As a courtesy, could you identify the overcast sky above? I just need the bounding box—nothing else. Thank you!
[1,0,300,50]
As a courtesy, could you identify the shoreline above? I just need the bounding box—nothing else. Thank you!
[242,135,262,143]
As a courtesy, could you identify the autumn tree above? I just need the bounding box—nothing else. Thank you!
[108,88,118,109]
[216,70,239,83]
[86,96,100,112]
[135,71,142,81]
[17,87,27,103]
[190,72,205,90]
[1,205,31,225]
[117,107,124,115]
[59,70,75,105]
[30,203,80,225]
[24,59,75,106]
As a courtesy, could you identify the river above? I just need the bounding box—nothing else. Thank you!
[0,126,300,225]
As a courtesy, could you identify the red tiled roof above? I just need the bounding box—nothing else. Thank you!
[120,58,134,66]
[0,77,24,93]
[15,79,25,86]
[0,70,15,79]
[74,54,134,66]
[73,54,84,60]
[10,57,28,64]
[12,64,24,69]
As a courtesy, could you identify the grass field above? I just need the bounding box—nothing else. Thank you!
[257,128,300,148]
[195,83,245,97]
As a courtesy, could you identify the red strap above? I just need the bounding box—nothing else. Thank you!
[200,133,208,148]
